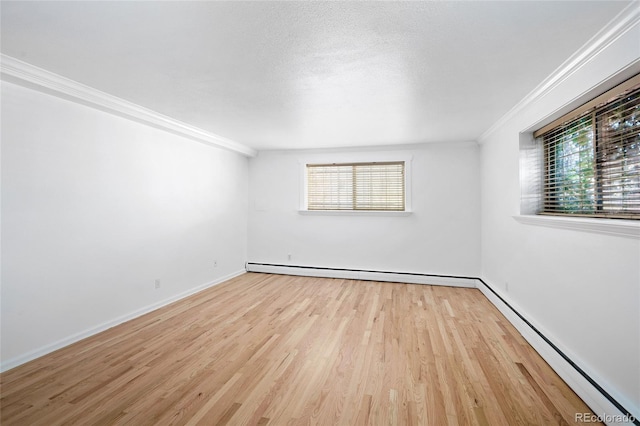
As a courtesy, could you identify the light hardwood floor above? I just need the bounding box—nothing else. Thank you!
[1,272,600,425]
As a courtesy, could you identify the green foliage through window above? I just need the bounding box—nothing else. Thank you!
[540,82,640,219]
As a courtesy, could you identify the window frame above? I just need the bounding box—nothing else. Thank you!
[299,155,413,216]
[534,73,640,220]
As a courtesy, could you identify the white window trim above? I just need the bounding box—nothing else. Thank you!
[517,132,640,238]
[513,215,640,239]
[298,154,413,215]
[517,70,640,238]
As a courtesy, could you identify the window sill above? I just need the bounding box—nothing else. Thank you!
[299,210,412,217]
[513,214,640,239]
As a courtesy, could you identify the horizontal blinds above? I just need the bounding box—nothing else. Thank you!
[538,77,640,219]
[307,164,354,210]
[596,89,640,215]
[534,73,640,138]
[307,162,405,211]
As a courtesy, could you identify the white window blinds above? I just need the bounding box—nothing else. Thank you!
[307,162,405,211]
[534,74,640,219]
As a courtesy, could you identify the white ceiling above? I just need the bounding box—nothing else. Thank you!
[0,1,631,151]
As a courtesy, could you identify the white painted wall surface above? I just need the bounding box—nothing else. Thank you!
[248,144,480,278]
[1,81,248,367]
[479,22,640,416]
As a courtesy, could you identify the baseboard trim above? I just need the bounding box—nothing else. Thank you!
[477,279,639,426]
[0,269,246,373]
[245,262,480,288]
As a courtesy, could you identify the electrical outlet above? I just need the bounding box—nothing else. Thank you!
[155,279,161,289]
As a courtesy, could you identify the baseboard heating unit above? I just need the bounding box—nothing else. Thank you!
[245,262,480,288]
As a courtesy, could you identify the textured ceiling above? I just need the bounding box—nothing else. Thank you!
[0,1,631,151]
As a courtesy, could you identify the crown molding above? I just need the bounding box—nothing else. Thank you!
[256,140,478,156]
[478,1,640,144]
[0,54,257,157]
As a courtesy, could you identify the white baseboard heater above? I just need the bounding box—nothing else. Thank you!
[245,262,480,288]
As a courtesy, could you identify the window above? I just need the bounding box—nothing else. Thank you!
[306,162,405,211]
[534,74,640,219]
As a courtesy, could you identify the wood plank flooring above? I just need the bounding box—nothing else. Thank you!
[1,273,600,425]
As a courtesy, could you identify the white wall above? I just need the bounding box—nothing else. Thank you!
[248,144,480,277]
[479,21,640,417]
[1,81,249,367]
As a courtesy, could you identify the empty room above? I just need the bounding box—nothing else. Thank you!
[1,1,639,425]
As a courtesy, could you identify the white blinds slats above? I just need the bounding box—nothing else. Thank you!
[537,76,640,219]
[307,162,405,211]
